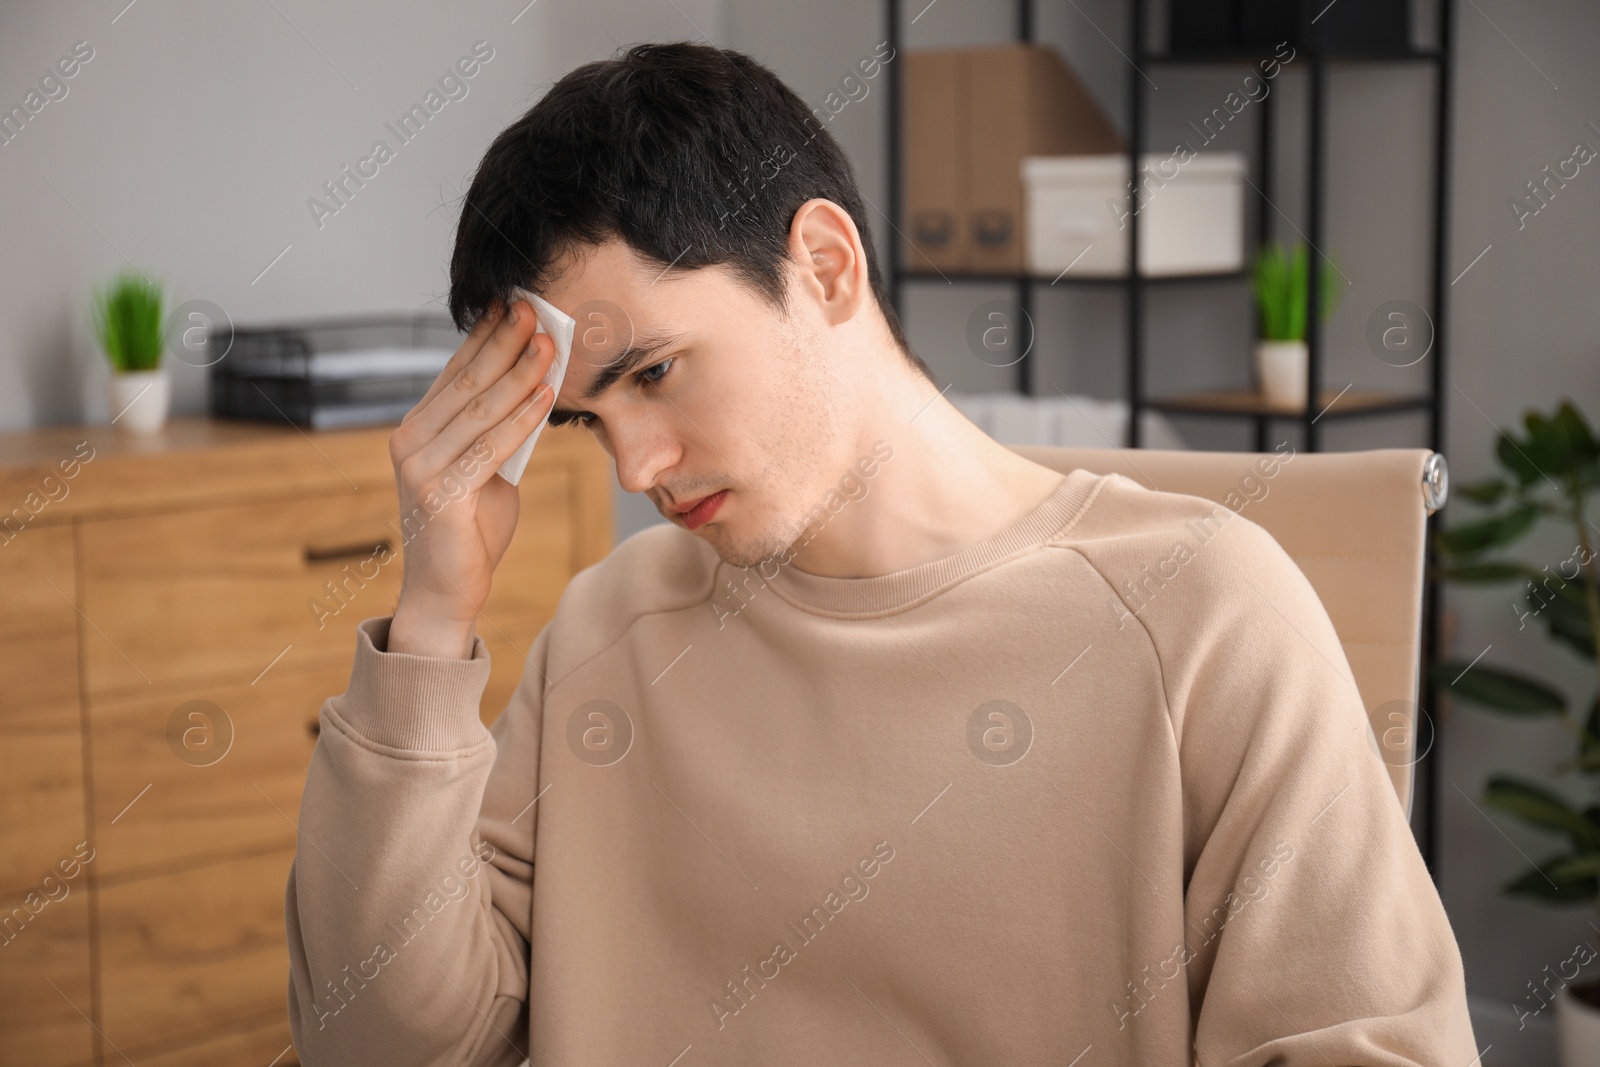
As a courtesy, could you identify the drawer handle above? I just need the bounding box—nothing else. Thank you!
[304,538,392,564]
[307,719,321,738]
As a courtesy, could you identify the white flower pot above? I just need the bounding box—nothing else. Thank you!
[1253,339,1309,409]
[1562,983,1600,1066]
[107,367,170,434]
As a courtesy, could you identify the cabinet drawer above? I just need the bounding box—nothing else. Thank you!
[0,883,93,1067]
[78,468,572,698]
[0,523,79,725]
[90,665,348,879]
[78,488,404,697]
[0,727,86,895]
[99,849,295,1055]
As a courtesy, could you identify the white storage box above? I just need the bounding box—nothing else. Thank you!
[1022,152,1246,277]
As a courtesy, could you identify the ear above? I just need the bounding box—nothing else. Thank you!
[787,198,868,326]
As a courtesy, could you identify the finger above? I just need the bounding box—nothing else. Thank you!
[432,379,558,499]
[408,330,556,483]
[406,299,507,421]
[403,298,549,446]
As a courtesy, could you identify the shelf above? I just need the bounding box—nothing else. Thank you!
[895,270,1246,286]
[1142,48,1441,65]
[1147,388,1432,419]
[883,0,1453,872]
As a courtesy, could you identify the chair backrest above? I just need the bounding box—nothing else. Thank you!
[1009,445,1446,818]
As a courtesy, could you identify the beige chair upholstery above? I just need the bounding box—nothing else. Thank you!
[1010,445,1447,819]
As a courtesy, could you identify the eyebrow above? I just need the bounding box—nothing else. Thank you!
[548,329,684,424]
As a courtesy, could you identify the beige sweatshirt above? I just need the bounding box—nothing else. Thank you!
[285,466,1477,1065]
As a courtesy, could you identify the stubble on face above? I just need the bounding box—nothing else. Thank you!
[697,311,851,571]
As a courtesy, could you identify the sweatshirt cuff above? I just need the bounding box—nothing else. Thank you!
[327,615,494,753]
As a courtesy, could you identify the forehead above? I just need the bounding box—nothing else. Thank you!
[536,243,657,371]
[537,241,687,395]
[538,237,791,329]
[519,243,654,402]
[536,238,780,385]
[540,237,667,311]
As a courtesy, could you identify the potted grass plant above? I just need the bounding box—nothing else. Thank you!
[1250,242,1341,408]
[92,270,169,433]
[1430,400,1600,1062]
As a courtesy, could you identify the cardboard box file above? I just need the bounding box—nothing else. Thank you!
[902,45,1122,274]
[902,49,967,272]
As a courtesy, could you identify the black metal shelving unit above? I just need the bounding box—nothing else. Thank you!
[882,0,1455,871]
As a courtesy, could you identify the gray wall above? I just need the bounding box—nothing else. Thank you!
[0,0,718,427]
[1430,0,1600,1050]
[4,0,1600,1058]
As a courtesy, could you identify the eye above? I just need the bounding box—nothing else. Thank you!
[638,358,674,386]
[551,357,676,431]
[547,409,594,429]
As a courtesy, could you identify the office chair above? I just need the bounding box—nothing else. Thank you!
[1011,445,1449,820]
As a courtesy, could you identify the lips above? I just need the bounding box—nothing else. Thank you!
[676,489,727,531]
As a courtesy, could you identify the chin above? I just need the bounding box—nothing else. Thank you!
[702,531,760,570]
[702,522,794,572]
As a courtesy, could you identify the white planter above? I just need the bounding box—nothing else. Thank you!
[1561,984,1600,1066]
[106,367,170,434]
[1253,339,1309,408]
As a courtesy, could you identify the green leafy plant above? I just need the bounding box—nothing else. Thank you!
[92,271,166,373]
[1250,242,1342,342]
[1431,399,1600,905]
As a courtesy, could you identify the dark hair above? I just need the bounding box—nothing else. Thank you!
[447,41,928,381]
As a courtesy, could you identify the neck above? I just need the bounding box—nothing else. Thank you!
[784,357,1067,579]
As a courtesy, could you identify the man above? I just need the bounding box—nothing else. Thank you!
[285,41,1476,1065]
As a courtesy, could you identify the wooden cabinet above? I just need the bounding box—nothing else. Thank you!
[0,886,94,1067]
[98,849,298,1052]
[0,522,90,1067]
[0,417,612,1066]
[0,522,80,722]
[89,666,343,880]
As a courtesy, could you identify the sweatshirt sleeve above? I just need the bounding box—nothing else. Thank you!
[1160,519,1478,1066]
[285,614,549,1066]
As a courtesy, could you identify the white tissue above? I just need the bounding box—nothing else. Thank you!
[495,287,575,486]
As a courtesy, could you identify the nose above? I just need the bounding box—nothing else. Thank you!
[609,424,682,498]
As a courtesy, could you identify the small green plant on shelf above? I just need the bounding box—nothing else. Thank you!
[91,270,166,374]
[1248,242,1343,408]
[1249,242,1342,342]
[1431,400,1600,925]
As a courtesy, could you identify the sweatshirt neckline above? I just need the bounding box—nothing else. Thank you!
[758,467,1106,618]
